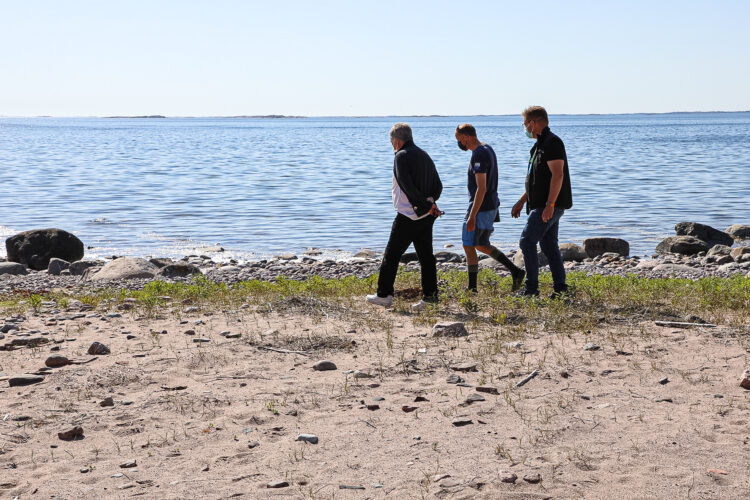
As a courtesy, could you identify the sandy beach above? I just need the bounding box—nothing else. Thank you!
[1,263,749,499]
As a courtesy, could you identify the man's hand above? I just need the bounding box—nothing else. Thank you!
[542,205,554,222]
[466,216,476,232]
[511,200,525,218]
[429,203,443,217]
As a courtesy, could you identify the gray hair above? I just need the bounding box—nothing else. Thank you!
[389,122,412,143]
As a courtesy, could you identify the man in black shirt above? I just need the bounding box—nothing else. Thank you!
[511,106,573,298]
[366,123,443,310]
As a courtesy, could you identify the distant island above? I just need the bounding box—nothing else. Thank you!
[105,115,167,119]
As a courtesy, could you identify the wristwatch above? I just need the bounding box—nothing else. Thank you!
[545,202,555,207]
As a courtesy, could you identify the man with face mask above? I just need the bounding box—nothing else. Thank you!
[455,123,525,293]
[511,106,573,299]
[366,122,443,310]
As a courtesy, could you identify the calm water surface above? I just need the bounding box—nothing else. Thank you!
[2,113,749,261]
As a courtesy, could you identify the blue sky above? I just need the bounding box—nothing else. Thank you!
[1,0,748,116]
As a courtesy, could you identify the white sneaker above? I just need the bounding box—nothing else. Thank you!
[366,294,393,307]
[411,299,432,311]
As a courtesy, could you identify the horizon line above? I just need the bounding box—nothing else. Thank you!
[1,110,749,119]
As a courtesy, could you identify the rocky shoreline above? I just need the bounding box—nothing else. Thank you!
[1,222,749,294]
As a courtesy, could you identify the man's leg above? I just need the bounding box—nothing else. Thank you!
[412,216,438,300]
[539,209,567,293]
[376,214,413,297]
[476,244,525,292]
[463,245,479,292]
[518,208,548,295]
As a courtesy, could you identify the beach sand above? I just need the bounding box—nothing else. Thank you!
[1,298,749,499]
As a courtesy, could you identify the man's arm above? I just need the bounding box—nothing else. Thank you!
[466,173,486,232]
[394,153,433,216]
[541,159,564,222]
[511,192,527,218]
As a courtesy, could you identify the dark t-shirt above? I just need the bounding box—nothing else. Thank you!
[467,144,500,212]
[525,127,573,212]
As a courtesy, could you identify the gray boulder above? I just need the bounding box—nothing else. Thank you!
[513,249,549,269]
[582,237,629,258]
[158,263,202,278]
[400,252,419,263]
[89,257,158,281]
[730,247,750,261]
[559,243,587,261]
[725,224,750,240]
[656,236,710,255]
[434,251,462,263]
[706,245,731,257]
[69,260,104,276]
[675,222,733,247]
[149,258,174,268]
[5,228,84,270]
[0,262,27,276]
[432,322,469,337]
[47,258,70,276]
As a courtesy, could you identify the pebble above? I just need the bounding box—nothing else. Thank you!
[432,322,469,337]
[402,405,418,413]
[184,307,199,313]
[740,370,750,390]
[100,397,114,407]
[584,342,601,351]
[247,441,260,449]
[9,375,45,387]
[267,481,290,488]
[296,433,319,444]
[465,393,485,404]
[58,426,84,441]
[446,374,465,384]
[659,377,670,385]
[339,485,366,490]
[476,386,499,395]
[313,360,337,371]
[193,338,211,343]
[523,473,542,484]
[500,472,518,483]
[452,418,473,427]
[184,329,196,335]
[451,362,477,372]
[87,342,110,355]
[120,459,137,468]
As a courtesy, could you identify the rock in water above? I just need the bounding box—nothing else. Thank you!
[432,322,468,338]
[88,342,110,355]
[5,228,84,271]
[0,262,27,276]
[726,224,750,240]
[656,236,709,255]
[89,257,159,280]
[675,222,733,247]
[582,237,629,258]
[47,258,70,276]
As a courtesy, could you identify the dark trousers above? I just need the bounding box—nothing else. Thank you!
[519,207,567,294]
[377,213,437,299]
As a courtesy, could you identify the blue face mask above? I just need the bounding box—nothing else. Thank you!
[523,125,534,139]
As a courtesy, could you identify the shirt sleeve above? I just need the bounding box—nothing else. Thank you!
[544,137,566,161]
[471,148,490,175]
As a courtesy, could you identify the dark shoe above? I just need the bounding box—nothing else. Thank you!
[549,286,570,302]
[465,287,478,294]
[513,289,539,299]
[511,268,525,292]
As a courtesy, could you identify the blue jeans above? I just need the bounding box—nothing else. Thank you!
[519,207,566,295]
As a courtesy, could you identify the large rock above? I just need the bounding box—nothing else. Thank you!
[158,263,202,278]
[513,249,549,269]
[656,236,710,255]
[559,243,587,261]
[0,262,27,276]
[89,258,158,280]
[434,251,462,263]
[5,228,84,270]
[730,247,750,261]
[707,245,731,257]
[400,252,419,264]
[725,224,750,240]
[47,258,70,276]
[582,237,629,258]
[675,222,733,247]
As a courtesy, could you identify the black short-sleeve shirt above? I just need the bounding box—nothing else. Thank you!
[525,127,573,213]
[468,144,500,212]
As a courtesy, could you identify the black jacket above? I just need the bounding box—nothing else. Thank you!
[393,140,442,217]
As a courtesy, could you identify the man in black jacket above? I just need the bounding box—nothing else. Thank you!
[367,123,443,310]
[511,106,573,299]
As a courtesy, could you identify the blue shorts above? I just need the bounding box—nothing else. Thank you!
[462,209,497,247]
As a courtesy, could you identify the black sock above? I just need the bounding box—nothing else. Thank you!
[468,264,478,291]
[490,247,519,273]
